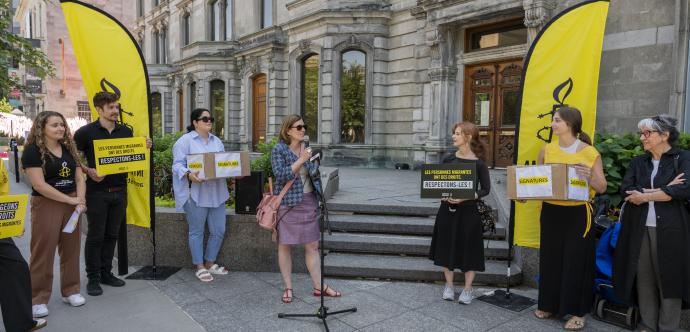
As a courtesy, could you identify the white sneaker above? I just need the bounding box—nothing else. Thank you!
[442,285,455,301]
[458,288,473,304]
[62,294,86,307]
[32,304,49,318]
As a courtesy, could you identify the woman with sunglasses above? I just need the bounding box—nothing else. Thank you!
[172,108,230,282]
[271,115,341,303]
[613,115,690,332]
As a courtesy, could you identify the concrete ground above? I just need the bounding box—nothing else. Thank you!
[0,168,645,332]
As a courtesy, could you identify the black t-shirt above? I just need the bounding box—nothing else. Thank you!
[73,120,133,193]
[21,143,77,196]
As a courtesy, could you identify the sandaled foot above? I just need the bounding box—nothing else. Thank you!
[195,268,213,282]
[564,317,585,331]
[282,288,293,304]
[313,285,341,297]
[534,310,552,319]
[207,264,229,275]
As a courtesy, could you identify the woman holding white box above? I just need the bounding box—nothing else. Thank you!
[530,107,607,331]
[172,108,230,283]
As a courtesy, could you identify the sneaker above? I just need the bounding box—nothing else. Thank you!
[32,304,48,318]
[87,279,103,296]
[31,318,47,331]
[101,272,126,287]
[458,288,474,304]
[442,285,455,301]
[62,294,86,307]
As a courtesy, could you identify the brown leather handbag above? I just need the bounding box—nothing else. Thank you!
[256,177,294,235]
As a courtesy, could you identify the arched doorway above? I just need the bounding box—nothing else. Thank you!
[252,74,267,151]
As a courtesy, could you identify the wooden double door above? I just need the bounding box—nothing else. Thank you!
[252,74,267,151]
[463,59,523,168]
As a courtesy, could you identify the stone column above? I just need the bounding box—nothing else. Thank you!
[523,0,556,43]
[425,25,456,162]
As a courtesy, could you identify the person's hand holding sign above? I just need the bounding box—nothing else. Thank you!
[187,171,204,184]
[82,166,105,183]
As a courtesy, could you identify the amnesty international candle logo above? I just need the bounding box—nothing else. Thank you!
[93,137,149,176]
[58,161,71,178]
[420,164,476,199]
[0,195,29,239]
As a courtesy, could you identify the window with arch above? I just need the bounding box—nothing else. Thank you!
[301,54,319,142]
[209,80,225,138]
[340,50,366,144]
[210,0,221,41]
[182,13,191,46]
[151,92,162,135]
[225,0,232,40]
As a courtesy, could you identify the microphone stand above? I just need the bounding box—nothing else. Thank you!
[277,154,357,331]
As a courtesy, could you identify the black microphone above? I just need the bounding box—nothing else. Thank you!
[303,135,310,148]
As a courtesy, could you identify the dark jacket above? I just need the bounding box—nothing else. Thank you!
[613,147,690,306]
[270,141,322,206]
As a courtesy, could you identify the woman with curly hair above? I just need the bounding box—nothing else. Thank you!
[21,111,86,318]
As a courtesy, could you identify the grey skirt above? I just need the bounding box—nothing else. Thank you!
[276,192,320,245]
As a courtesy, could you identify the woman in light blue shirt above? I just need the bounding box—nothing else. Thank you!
[172,108,230,282]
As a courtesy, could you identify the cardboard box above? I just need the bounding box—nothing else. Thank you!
[187,151,250,179]
[507,164,589,201]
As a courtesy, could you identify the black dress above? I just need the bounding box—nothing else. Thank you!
[428,155,490,272]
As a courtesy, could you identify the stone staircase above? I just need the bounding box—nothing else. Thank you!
[323,195,521,286]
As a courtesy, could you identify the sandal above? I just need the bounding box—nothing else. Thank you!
[313,285,341,297]
[282,288,293,304]
[564,317,585,331]
[533,310,552,319]
[207,264,229,275]
[195,268,214,282]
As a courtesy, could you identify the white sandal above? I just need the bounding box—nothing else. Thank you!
[207,264,229,275]
[195,268,214,282]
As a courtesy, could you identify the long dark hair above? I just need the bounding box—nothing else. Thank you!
[186,108,210,132]
[452,121,486,161]
[555,106,592,145]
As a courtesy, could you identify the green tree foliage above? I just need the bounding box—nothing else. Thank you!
[152,131,183,198]
[0,0,55,97]
[340,57,365,143]
[0,97,11,113]
[251,136,278,182]
[303,55,319,141]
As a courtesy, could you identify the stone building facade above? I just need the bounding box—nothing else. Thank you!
[140,0,690,168]
[13,0,136,120]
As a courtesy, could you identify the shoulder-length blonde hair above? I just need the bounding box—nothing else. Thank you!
[278,114,303,144]
[26,111,81,171]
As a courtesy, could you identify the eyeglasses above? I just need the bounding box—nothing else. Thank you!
[197,116,214,123]
[291,124,307,131]
[638,130,658,138]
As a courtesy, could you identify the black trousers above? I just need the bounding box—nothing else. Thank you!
[0,238,35,332]
[85,191,127,281]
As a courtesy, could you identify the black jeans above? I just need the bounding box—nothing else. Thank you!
[85,191,127,281]
[0,239,34,332]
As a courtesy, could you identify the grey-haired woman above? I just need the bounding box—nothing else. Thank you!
[613,115,690,332]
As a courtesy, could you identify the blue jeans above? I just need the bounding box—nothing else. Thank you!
[183,199,226,265]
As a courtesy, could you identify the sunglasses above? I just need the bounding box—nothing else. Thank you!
[291,124,307,131]
[197,116,214,123]
[638,130,658,138]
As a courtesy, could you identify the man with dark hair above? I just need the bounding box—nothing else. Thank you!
[74,91,151,296]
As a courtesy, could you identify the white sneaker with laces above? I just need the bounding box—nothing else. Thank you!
[62,294,86,307]
[442,285,455,301]
[32,304,49,318]
[458,288,473,304]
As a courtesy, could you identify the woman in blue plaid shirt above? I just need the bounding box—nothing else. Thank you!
[271,115,342,304]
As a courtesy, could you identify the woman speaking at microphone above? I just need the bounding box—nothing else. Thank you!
[172,108,230,283]
[271,115,341,304]
[531,107,607,331]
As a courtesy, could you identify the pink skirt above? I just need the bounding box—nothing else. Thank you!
[276,192,320,245]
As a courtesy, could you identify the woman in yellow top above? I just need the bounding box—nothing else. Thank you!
[532,107,607,331]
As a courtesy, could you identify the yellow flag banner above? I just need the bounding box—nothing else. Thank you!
[94,137,149,176]
[60,0,152,228]
[0,195,29,239]
[513,1,609,248]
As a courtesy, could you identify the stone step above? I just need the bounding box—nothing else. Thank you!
[323,232,510,259]
[328,213,506,239]
[324,252,521,285]
[326,202,438,216]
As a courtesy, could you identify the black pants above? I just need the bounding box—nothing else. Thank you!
[0,238,35,332]
[85,191,127,281]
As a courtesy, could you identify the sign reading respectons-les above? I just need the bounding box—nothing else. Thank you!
[94,137,149,176]
[0,195,29,239]
[420,164,476,199]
